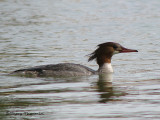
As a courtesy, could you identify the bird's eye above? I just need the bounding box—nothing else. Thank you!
[113,45,118,49]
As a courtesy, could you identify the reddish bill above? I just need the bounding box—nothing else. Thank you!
[120,46,138,53]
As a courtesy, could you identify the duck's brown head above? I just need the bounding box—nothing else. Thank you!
[88,42,138,67]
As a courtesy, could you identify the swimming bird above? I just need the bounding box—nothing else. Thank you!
[10,42,138,77]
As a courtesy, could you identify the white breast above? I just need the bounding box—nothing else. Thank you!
[98,63,113,73]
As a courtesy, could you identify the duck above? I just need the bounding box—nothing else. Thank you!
[10,42,138,77]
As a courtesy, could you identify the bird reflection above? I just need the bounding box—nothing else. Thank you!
[97,73,114,103]
[97,73,126,103]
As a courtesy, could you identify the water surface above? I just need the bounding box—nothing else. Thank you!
[0,0,160,119]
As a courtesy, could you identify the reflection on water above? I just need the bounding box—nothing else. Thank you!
[0,74,129,119]
[1,0,160,119]
[0,75,160,119]
[97,74,126,103]
[98,74,114,103]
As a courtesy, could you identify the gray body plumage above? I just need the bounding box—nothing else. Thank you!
[10,63,97,77]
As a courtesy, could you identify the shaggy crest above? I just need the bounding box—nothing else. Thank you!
[88,42,119,62]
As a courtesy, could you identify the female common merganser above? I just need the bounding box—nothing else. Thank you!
[10,42,138,77]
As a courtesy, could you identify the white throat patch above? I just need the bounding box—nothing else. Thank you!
[113,50,119,55]
[98,63,113,73]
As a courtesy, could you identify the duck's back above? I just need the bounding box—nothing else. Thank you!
[10,63,96,77]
